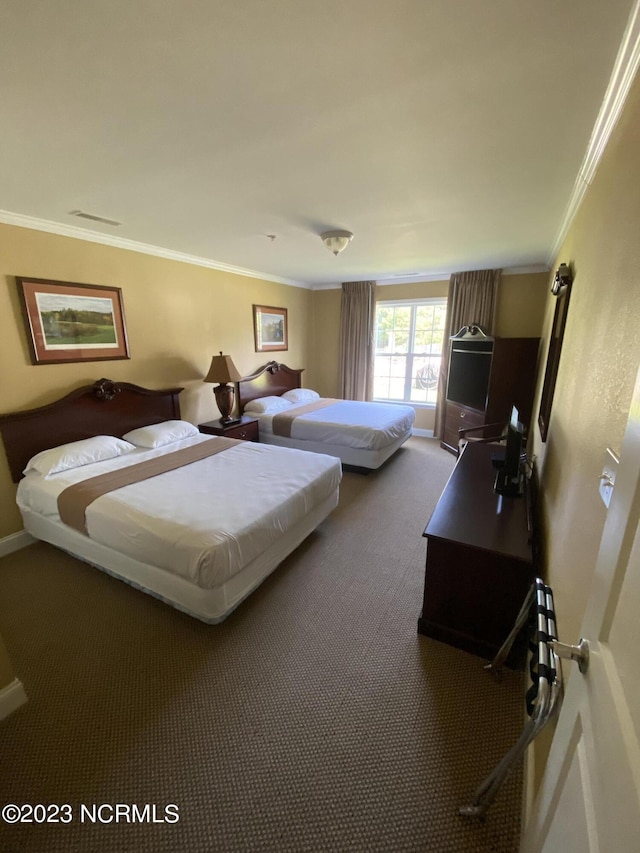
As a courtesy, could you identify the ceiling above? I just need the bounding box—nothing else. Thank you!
[0,0,636,288]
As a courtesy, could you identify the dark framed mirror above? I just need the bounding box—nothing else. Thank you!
[538,264,573,442]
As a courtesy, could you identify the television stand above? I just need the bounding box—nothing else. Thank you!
[418,441,536,665]
[493,468,524,497]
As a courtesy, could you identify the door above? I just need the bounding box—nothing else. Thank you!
[521,368,640,852]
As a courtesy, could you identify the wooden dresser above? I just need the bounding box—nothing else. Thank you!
[418,441,536,664]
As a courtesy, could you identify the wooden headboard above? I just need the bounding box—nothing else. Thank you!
[236,362,304,413]
[0,378,183,482]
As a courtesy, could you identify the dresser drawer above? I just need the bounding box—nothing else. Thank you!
[198,417,259,442]
[226,420,259,442]
[446,402,485,430]
[443,402,485,451]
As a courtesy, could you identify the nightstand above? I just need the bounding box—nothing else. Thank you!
[198,415,259,442]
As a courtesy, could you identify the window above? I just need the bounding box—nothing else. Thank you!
[373,298,447,405]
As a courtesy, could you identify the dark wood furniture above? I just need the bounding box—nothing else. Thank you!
[198,416,259,442]
[418,441,536,664]
[236,361,303,412]
[0,378,183,482]
[441,337,540,454]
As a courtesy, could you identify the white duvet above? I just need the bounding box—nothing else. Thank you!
[17,435,341,591]
[257,399,415,449]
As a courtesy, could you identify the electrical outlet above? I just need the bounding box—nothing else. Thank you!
[599,447,619,508]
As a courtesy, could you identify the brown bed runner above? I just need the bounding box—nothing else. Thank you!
[58,437,238,535]
[271,398,340,438]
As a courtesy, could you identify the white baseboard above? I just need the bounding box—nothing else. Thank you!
[411,428,435,438]
[0,530,34,558]
[0,678,27,722]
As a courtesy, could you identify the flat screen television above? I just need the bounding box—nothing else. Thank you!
[446,339,493,410]
[494,406,524,496]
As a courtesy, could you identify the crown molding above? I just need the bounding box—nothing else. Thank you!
[311,265,549,291]
[376,272,451,286]
[549,0,640,265]
[501,264,550,276]
[0,209,309,290]
[1,208,551,292]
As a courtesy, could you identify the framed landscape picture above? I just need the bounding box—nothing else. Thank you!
[253,304,288,352]
[17,277,130,365]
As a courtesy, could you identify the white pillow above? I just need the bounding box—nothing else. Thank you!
[123,419,199,448]
[244,396,293,414]
[24,435,136,477]
[282,388,321,404]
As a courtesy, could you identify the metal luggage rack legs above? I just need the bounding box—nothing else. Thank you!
[458,578,564,819]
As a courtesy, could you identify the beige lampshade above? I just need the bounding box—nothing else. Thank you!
[204,352,242,384]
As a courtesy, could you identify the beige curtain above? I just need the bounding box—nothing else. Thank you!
[338,281,375,401]
[433,269,500,438]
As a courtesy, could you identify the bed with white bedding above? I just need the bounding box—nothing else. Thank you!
[237,362,415,470]
[0,379,341,622]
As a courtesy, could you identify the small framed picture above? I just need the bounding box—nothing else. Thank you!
[253,304,288,352]
[17,277,130,365]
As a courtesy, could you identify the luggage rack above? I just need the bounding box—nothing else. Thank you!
[458,577,588,819]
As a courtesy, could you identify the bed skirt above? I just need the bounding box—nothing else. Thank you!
[19,488,339,623]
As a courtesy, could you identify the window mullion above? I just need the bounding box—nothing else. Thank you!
[405,305,417,400]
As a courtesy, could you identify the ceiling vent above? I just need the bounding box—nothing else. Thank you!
[69,209,122,226]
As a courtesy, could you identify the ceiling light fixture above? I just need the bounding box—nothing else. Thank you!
[321,230,353,256]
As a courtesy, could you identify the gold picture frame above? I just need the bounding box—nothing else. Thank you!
[253,304,288,352]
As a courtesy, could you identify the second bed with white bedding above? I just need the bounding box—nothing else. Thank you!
[256,398,415,449]
[237,363,415,469]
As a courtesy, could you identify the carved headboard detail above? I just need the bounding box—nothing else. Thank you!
[236,362,304,412]
[0,379,183,482]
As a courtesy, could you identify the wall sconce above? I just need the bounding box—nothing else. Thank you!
[321,230,353,256]
[204,352,242,424]
[551,262,573,295]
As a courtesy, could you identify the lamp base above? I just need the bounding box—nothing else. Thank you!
[220,416,242,426]
[214,382,237,423]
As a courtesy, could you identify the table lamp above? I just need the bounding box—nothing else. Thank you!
[204,352,242,424]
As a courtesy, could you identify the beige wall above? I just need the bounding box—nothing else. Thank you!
[0,224,312,538]
[527,70,640,794]
[310,273,547,432]
[495,272,548,337]
[307,287,342,395]
[532,70,640,649]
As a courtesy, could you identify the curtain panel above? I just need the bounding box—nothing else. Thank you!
[338,281,375,401]
[433,269,500,439]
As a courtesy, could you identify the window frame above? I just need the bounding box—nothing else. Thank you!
[372,297,447,408]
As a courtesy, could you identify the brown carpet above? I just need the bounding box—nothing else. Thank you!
[0,438,524,852]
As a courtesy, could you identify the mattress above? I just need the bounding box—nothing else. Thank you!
[256,399,415,449]
[17,434,342,593]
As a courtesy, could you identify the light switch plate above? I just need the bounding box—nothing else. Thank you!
[599,447,619,508]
